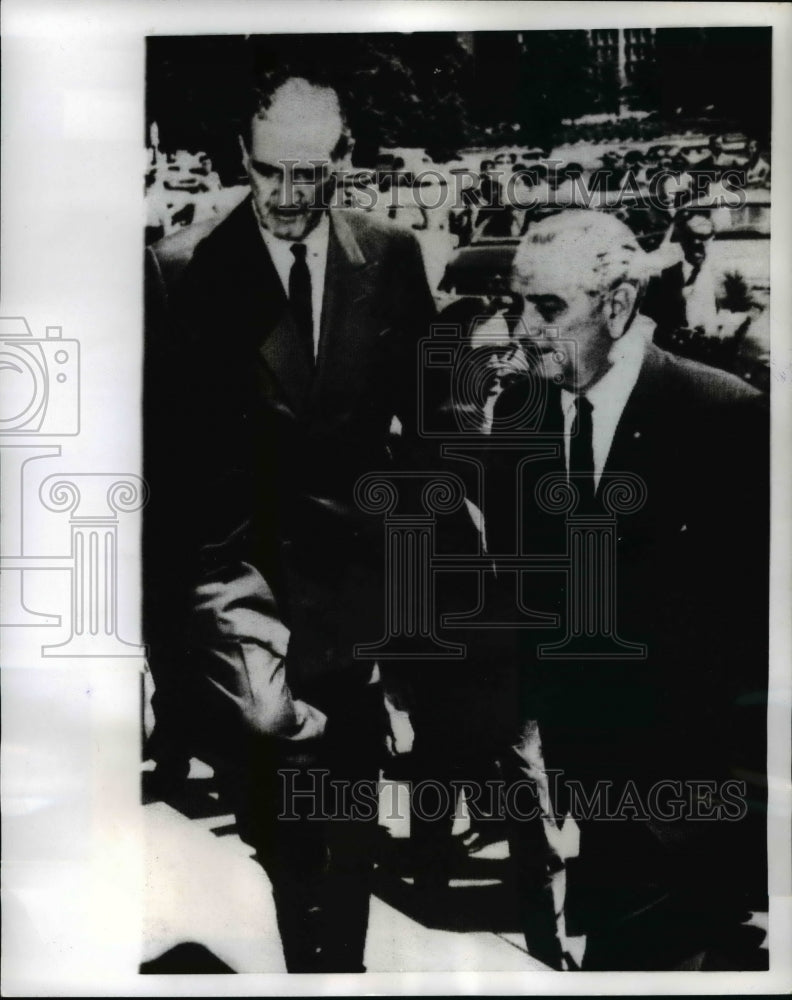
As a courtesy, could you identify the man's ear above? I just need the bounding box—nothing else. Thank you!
[607,282,638,339]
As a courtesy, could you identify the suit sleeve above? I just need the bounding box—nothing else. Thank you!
[146,240,325,749]
[389,229,437,445]
[373,229,437,707]
[189,556,325,742]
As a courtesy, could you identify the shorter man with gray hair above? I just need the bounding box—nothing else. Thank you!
[485,209,768,969]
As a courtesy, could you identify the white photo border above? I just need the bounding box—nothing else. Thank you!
[1,1,790,995]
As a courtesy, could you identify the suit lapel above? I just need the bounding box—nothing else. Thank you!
[258,309,314,416]
[209,198,311,415]
[211,198,313,414]
[601,342,667,485]
[313,210,380,412]
[209,204,382,419]
[665,261,686,329]
[246,216,314,416]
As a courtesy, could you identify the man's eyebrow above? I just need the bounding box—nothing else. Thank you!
[250,159,327,178]
[525,294,566,305]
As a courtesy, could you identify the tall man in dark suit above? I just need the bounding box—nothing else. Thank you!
[486,210,768,970]
[144,70,435,972]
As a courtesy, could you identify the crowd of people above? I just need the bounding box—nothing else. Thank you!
[448,134,770,241]
[430,139,771,403]
[145,148,246,244]
[143,62,770,974]
[146,133,771,241]
[319,133,769,237]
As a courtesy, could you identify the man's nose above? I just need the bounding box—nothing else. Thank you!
[272,169,315,204]
[278,181,310,206]
[515,304,545,337]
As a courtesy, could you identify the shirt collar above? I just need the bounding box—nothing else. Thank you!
[257,210,330,259]
[681,255,710,281]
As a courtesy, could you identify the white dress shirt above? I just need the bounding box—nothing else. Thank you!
[680,258,718,335]
[259,212,330,357]
[560,318,650,490]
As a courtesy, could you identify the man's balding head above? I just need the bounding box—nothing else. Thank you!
[513,209,650,301]
[247,77,352,163]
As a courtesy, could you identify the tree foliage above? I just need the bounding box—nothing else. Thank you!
[146,28,771,181]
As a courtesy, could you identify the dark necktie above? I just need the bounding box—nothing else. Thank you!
[289,242,314,365]
[684,261,702,287]
[569,395,596,511]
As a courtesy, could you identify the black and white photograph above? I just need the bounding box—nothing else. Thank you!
[2,2,791,995]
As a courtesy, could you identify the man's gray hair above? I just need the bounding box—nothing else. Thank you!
[513,209,652,298]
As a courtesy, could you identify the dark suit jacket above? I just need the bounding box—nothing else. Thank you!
[144,197,435,757]
[641,260,690,334]
[484,341,768,896]
[641,258,732,341]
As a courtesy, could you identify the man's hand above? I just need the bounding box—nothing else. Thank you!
[288,699,328,741]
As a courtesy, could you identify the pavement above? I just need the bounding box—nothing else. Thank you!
[140,758,573,974]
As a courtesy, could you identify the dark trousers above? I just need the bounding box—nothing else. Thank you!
[500,738,568,970]
[568,812,768,971]
[408,755,505,891]
[220,681,384,973]
[404,655,517,888]
[534,722,768,971]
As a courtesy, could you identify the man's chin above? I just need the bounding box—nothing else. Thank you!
[262,212,316,241]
